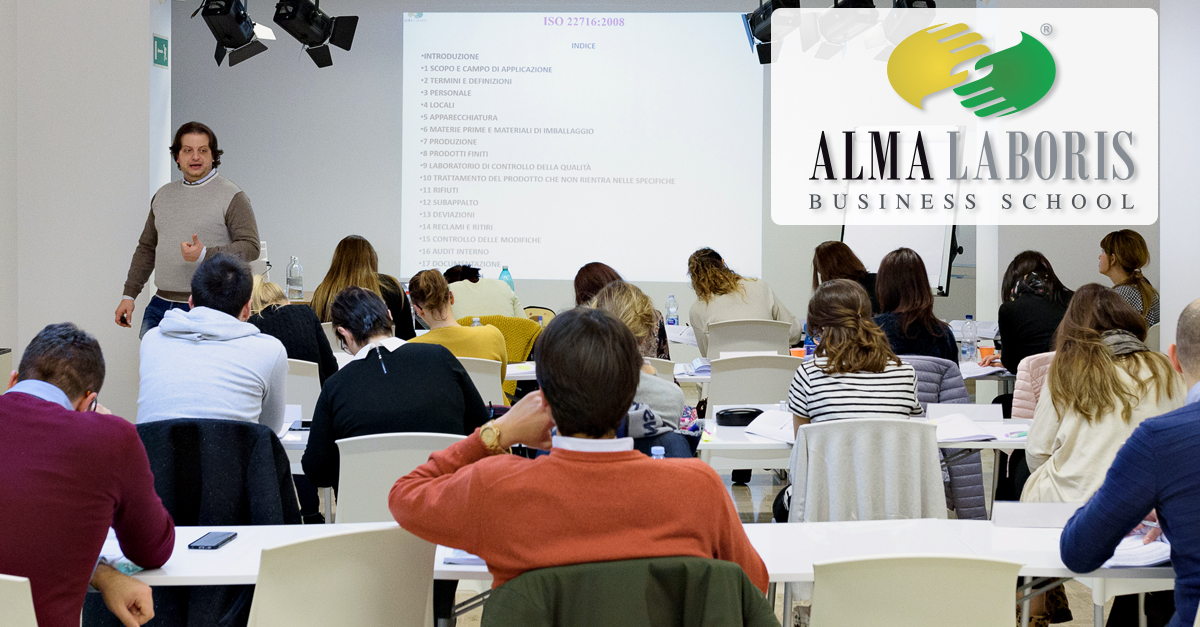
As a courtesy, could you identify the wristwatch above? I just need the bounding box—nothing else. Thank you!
[480,420,508,455]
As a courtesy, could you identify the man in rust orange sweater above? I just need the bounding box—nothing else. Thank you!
[389,307,768,593]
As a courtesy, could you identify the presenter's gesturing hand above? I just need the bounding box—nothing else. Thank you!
[181,234,204,262]
[494,391,556,450]
[114,300,135,328]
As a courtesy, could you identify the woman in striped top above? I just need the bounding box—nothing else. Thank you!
[788,279,922,435]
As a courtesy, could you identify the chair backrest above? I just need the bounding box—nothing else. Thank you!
[321,322,338,352]
[707,319,790,358]
[811,556,1022,627]
[523,306,555,326]
[644,358,676,384]
[247,526,436,627]
[0,575,37,627]
[1147,323,1161,352]
[480,556,775,627]
[789,418,947,523]
[335,432,466,523]
[458,357,508,406]
[286,359,321,423]
[708,355,803,407]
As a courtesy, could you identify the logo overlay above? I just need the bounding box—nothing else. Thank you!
[888,23,1056,117]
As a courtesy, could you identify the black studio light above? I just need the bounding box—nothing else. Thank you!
[273,0,359,68]
[742,0,801,64]
[199,0,270,66]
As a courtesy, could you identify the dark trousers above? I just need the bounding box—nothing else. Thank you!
[139,295,191,338]
[292,474,321,520]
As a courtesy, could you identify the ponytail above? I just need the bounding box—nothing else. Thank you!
[409,269,453,320]
[1129,269,1158,316]
[1101,230,1156,315]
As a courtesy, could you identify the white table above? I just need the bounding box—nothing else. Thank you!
[505,362,536,381]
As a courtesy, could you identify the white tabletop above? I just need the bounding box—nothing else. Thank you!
[505,362,536,381]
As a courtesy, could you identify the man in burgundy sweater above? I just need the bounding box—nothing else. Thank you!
[0,323,175,627]
[389,307,768,592]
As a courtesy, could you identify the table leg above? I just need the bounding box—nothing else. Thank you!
[767,583,776,611]
[1139,593,1147,627]
[990,449,1002,519]
[1094,602,1104,627]
[324,487,333,523]
[782,585,793,627]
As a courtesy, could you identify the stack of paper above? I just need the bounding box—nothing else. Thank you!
[444,549,486,566]
[928,415,1028,443]
[677,358,711,376]
[744,410,796,444]
[666,325,698,347]
[959,362,1009,380]
[1104,532,1171,568]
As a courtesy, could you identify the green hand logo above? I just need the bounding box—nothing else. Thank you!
[887,25,1056,117]
[953,32,1056,117]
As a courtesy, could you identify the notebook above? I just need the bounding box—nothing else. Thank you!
[744,410,796,444]
[1103,531,1171,568]
[444,549,486,566]
[675,358,711,376]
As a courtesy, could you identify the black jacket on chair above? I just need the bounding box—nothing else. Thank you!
[83,419,300,627]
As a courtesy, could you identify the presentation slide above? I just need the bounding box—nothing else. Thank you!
[401,13,764,282]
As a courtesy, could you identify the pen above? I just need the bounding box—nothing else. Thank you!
[1141,520,1160,529]
[1004,430,1028,438]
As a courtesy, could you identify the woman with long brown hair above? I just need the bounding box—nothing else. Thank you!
[407,268,507,379]
[573,262,670,360]
[873,247,957,361]
[788,279,922,433]
[309,235,415,339]
[687,247,801,357]
[1100,229,1160,326]
[1023,283,1183,503]
[812,240,879,315]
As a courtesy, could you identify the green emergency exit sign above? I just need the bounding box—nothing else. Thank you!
[153,34,168,68]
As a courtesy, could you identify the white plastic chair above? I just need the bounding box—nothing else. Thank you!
[1076,577,1175,627]
[707,319,791,358]
[458,357,507,406]
[247,526,436,627]
[321,322,338,352]
[810,556,1023,627]
[0,574,37,627]
[286,359,321,423]
[644,358,676,384]
[1146,323,1161,352]
[707,355,803,407]
[335,432,466,523]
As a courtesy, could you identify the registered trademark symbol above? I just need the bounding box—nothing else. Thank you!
[1041,23,1053,36]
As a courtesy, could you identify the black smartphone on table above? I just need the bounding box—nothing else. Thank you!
[188,531,237,550]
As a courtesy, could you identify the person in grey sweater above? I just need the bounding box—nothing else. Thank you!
[137,254,287,434]
[116,122,260,337]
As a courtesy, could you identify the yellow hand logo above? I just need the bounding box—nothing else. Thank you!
[887,23,990,109]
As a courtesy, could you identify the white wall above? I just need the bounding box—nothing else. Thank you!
[1160,0,1200,345]
[12,1,156,418]
[0,0,15,356]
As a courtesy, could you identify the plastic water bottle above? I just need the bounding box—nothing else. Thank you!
[499,266,515,292]
[286,256,303,300]
[650,446,665,460]
[665,294,679,326]
[803,323,817,357]
[960,314,978,364]
[471,317,482,327]
[537,315,544,327]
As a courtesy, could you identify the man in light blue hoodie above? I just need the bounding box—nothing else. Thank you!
[137,253,288,433]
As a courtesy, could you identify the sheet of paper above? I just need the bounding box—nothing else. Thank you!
[666,325,697,347]
[1103,532,1171,568]
[444,549,486,566]
[958,361,1009,379]
[950,319,999,340]
[928,415,996,442]
[744,409,796,444]
[277,405,302,438]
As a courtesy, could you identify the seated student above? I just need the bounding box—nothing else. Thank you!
[874,247,958,362]
[812,240,880,315]
[1,323,175,627]
[575,261,670,360]
[1099,229,1160,326]
[981,251,1074,374]
[249,276,337,385]
[407,269,508,380]
[302,286,489,490]
[389,308,768,592]
[789,279,923,433]
[589,280,689,457]
[445,264,524,319]
[1023,283,1183,503]
[138,253,288,433]
[687,247,801,357]
[309,235,415,339]
[1021,284,1183,626]
[1061,298,1200,627]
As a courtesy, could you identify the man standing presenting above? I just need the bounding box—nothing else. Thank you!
[116,122,260,337]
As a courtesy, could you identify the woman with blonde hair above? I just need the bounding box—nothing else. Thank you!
[1100,229,1160,325]
[309,235,415,339]
[407,268,508,380]
[590,281,690,458]
[248,275,337,385]
[686,248,801,357]
[1019,284,1182,625]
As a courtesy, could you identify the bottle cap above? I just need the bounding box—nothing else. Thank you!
[651,446,665,457]
[966,314,973,320]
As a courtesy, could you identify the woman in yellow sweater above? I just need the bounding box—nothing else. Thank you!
[408,269,508,380]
